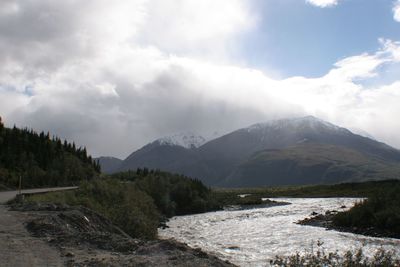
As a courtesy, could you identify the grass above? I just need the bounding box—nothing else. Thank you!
[214,179,400,199]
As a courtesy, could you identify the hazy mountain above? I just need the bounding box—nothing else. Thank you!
[194,116,400,185]
[118,141,197,174]
[156,132,207,149]
[349,128,377,141]
[117,133,210,180]
[101,116,400,187]
[199,116,400,163]
[223,143,400,187]
[96,156,123,174]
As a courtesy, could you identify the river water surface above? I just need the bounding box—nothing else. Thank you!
[159,198,400,266]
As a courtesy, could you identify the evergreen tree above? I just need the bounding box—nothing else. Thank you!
[0,119,100,189]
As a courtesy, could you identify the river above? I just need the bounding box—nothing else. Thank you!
[159,198,400,266]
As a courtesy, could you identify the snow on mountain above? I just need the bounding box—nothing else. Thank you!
[156,132,207,149]
[349,128,376,140]
[246,116,347,133]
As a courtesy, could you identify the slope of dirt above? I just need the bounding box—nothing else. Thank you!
[9,203,235,267]
[0,205,64,267]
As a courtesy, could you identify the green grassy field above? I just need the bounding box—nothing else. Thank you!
[214,179,400,198]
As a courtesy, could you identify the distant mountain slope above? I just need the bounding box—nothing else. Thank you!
[195,116,400,184]
[96,157,122,174]
[222,143,400,187]
[102,116,400,187]
[117,133,215,181]
[156,132,207,149]
[199,116,400,163]
[118,141,197,173]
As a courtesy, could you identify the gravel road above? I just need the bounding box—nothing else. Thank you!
[0,187,77,267]
[0,205,64,266]
[0,187,78,204]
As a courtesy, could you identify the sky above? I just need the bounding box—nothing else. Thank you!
[0,0,400,158]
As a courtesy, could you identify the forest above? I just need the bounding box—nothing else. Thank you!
[0,117,100,189]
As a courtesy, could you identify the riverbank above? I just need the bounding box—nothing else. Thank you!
[5,202,235,267]
[223,198,291,211]
[298,209,400,239]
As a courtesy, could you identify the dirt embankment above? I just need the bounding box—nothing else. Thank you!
[0,205,64,267]
[9,203,236,267]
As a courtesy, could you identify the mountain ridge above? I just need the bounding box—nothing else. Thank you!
[100,116,400,187]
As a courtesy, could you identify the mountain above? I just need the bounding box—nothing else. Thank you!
[196,116,400,185]
[101,116,400,187]
[223,143,400,187]
[118,141,198,174]
[96,157,122,174]
[156,132,207,149]
[199,116,400,163]
[117,133,209,179]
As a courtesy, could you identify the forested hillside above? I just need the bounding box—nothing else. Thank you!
[111,168,219,217]
[0,117,100,189]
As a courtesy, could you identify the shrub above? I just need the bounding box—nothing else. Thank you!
[270,243,400,266]
[27,179,160,239]
[113,169,220,217]
[333,185,400,235]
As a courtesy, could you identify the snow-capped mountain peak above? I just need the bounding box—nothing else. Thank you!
[156,132,207,149]
[247,116,345,133]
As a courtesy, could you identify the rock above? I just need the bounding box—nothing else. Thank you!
[65,252,74,257]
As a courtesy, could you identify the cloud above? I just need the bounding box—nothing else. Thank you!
[394,0,400,22]
[137,0,255,59]
[305,0,340,8]
[0,0,258,157]
[1,1,400,158]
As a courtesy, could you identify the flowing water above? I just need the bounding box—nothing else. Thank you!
[159,198,400,266]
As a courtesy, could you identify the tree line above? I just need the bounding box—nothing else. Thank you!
[110,168,220,217]
[0,116,100,189]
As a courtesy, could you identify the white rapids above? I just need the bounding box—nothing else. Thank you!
[159,198,400,267]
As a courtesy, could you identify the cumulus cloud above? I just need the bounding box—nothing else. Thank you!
[306,0,341,8]
[1,0,400,158]
[394,0,400,22]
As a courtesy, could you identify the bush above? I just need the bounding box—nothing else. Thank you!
[26,170,222,239]
[112,169,221,217]
[270,242,400,266]
[27,179,160,239]
[333,185,400,235]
